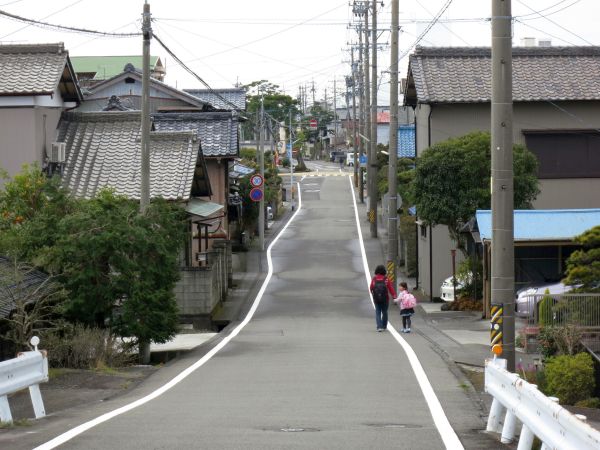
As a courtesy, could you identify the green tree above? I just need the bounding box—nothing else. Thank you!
[0,164,73,263]
[45,190,186,346]
[563,225,600,292]
[413,131,539,246]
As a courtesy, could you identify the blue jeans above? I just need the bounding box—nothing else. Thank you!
[375,302,389,329]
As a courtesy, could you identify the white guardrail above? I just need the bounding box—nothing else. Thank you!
[485,357,600,450]
[0,336,48,423]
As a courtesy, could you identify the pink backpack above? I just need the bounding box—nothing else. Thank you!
[403,293,417,309]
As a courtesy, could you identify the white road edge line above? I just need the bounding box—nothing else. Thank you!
[348,176,464,450]
[33,184,304,450]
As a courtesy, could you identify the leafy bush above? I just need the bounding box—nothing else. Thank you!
[537,325,583,359]
[43,324,134,369]
[575,397,600,408]
[538,289,554,326]
[544,353,595,405]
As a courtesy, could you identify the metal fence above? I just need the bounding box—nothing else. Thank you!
[519,293,600,327]
[519,293,600,352]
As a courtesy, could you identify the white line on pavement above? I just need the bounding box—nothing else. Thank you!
[348,176,464,450]
[34,184,304,450]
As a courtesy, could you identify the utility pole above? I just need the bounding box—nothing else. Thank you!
[351,48,359,188]
[358,24,365,203]
[139,0,152,365]
[259,94,265,251]
[491,0,515,371]
[333,79,337,149]
[364,7,371,209]
[289,109,295,211]
[387,0,399,289]
[140,1,151,214]
[369,0,378,238]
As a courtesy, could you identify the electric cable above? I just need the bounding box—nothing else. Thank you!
[0,7,141,38]
[515,0,594,45]
[186,2,347,63]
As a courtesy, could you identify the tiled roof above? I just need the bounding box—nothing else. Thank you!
[406,46,600,104]
[153,112,239,158]
[57,112,200,200]
[70,55,162,80]
[377,111,390,124]
[184,88,246,111]
[0,43,81,100]
[85,68,211,111]
[0,257,51,319]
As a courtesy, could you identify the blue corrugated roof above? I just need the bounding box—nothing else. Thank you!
[476,209,600,241]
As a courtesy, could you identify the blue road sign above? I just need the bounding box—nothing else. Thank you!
[249,187,263,202]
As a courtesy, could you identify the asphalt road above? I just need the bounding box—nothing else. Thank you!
[20,173,500,450]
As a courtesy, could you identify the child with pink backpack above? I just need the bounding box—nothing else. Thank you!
[394,281,417,333]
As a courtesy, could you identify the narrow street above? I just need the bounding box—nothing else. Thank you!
[22,174,504,450]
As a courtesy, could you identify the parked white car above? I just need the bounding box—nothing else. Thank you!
[346,153,358,166]
[514,282,579,318]
[440,275,466,302]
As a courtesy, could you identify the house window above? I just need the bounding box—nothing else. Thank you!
[420,224,427,238]
[523,130,600,179]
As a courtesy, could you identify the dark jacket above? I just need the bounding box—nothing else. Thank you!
[369,274,397,303]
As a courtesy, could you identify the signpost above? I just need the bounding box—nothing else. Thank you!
[309,119,318,130]
[250,174,264,188]
[249,187,263,202]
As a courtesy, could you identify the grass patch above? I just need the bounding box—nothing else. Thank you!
[0,418,32,429]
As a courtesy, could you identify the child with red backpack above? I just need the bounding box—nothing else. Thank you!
[395,281,417,333]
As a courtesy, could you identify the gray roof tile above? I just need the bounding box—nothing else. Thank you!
[0,43,70,95]
[57,112,200,200]
[152,112,239,158]
[184,88,246,110]
[406,46,600,104]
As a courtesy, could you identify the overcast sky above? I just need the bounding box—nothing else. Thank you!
[0,0,597,106]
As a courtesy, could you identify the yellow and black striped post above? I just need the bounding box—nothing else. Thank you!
[386,260,396,288]
[490,304,503,356]
[368,209,375,223]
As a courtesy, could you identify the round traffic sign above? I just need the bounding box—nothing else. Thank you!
[250,174,264,187]
[249,187,263,202]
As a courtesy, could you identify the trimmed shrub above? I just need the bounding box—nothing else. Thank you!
[544,353,595,405]
[538,288,553,326]
[575,397,600,409]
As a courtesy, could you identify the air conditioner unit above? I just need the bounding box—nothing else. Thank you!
[48,142,66,163]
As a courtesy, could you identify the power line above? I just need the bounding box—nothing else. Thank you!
[515,0,594,45]
[186,2,347,62]
[415,0,471,46]
[514,18,578,46]
[516,0,582,19]
[0,7,141,38]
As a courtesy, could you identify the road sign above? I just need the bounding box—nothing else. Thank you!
[250,174,264,187]
[359,155,367,168]
[249,187,263,202]
[309,119,317,130]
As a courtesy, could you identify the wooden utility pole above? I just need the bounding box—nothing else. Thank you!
[351,48,359,188]
[140,1,151,214]
[369,0,378,238]
[491,0,515,371]
[139,0,152,365]
[259,95,265,251]
[364,7,371,209]
[387,0,399,289]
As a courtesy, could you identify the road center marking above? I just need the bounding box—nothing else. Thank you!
[348,176,464,450]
